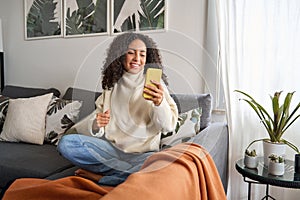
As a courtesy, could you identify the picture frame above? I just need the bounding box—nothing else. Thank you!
[23,0,167,40]
[111,0,167,34]
[64,0,109,38]
[24,0,63,40]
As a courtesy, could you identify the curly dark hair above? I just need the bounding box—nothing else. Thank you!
[101,32,168,90]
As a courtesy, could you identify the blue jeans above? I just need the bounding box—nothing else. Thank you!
[57,134,154,186]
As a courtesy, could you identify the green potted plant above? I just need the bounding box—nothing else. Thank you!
[235,90,300,165]
[268,154,285,176]
[244,149,258,168]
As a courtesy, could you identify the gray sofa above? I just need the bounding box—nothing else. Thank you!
[0,85,229,193]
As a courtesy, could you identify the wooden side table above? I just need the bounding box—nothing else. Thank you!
[235,157,300,200]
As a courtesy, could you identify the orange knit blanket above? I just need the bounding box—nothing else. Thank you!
[2,143,226,200]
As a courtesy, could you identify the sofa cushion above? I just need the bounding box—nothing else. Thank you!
[0,142,73,188]
[0,95,9,131]
[0,94,82,145]
[161,107,202,148]
[45,97,82,145]
[0,85,60,133]
[0,93,53,145]
[171,93,212,130]
[62,87,101,120]
[1,85,60,98]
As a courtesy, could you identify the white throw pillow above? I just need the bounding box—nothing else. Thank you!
[0,93,53,145]
[160,107,202,148]
[45,97,82,145]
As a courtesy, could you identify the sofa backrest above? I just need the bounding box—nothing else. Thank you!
[1,85,61,98]
[0,85,213,130]
[63,87,212,130]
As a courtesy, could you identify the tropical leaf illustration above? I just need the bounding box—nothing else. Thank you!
[65,8,83,34]
[114,0,145,32]
[65,0,107,35]
[140,0,165,30]
[44,130,59,144]
[0,96,9,130]
[26,0,61,37]
[94,0,108,32]
[61,114,75,130]
[190,107,202,133]
[175,113,188,133]
[47,98,70,115]
[113,0,165,32]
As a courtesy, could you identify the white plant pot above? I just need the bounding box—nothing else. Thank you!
[268,161,285,176]
[263,140,286,166]
[244,154,258,169]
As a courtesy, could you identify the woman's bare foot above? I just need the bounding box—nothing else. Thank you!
[75,169,103,182]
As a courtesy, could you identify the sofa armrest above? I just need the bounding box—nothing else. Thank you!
[189,122,229,193]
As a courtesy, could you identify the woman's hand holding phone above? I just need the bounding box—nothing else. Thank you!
[144,80,164,106]
[143,68,164,106]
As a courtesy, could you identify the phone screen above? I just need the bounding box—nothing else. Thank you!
[143,68,162,98]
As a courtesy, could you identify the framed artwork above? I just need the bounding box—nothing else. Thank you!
[64,0,109,37]
[24,0,63,40]
[111,0,167,34]
[24,0,167,40]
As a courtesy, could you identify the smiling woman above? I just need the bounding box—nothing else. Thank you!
[55,32,178,187]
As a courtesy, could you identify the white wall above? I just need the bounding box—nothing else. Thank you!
[0,0,218,96]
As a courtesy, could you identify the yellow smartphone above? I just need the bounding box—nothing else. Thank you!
[143,68,162,99]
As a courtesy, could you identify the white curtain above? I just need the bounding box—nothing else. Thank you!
[216,0,300,199]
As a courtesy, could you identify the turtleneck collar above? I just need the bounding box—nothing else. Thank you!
[120,69,145,89]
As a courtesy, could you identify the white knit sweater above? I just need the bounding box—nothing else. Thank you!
[90,70,178,153]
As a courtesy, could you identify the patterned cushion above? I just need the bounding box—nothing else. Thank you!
[171,93,212,130]
[45,97,82,145]
[160,107,202,148]
[0,95,10,132]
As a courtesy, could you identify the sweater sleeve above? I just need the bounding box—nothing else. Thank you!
[88,114,105,138]
[88,93,105,137]
[151,86,178,133]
